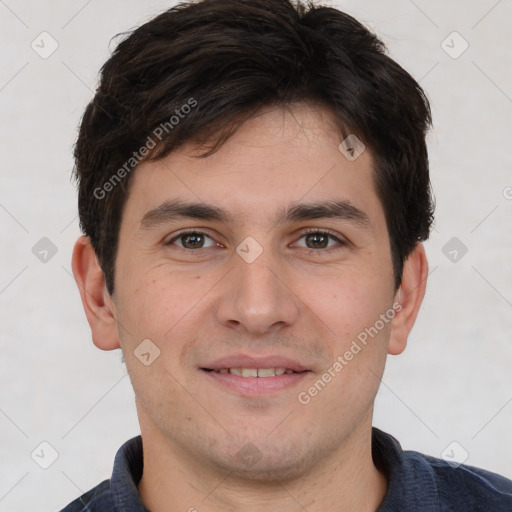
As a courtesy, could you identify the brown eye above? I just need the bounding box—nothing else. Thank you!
[304,232,330,249]
[168,231,217,249]
[295,230,345,250]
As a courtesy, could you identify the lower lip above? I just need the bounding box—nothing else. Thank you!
[202,369,310,395]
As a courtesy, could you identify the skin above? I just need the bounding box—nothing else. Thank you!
[72,103,428,512]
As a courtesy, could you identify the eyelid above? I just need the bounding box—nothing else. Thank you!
[298,227,345,240]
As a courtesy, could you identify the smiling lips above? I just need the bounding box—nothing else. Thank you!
[209,367,297,377]
[203,354,309,373]
[202,355,311,394]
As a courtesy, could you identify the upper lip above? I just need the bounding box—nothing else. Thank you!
[202,354,309,372]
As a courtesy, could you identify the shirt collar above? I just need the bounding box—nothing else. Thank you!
[373,427,439,511]
[110,435,148,511]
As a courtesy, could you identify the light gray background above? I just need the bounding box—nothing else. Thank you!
[1,0,511,510]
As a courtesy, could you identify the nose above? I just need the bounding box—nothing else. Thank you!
[215,246,300,336]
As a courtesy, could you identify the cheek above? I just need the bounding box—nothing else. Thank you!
[302,269,392,349]
[114,270,214,381]
[115,275,199,408]
[117,268,197,334]
[298,278,392,422]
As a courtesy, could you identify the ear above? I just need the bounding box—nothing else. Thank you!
[71,236,121,351]
[388,242,429,356]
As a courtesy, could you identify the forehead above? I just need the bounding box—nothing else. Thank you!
[122,104,386,234]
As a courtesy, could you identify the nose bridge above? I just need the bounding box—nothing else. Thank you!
[238,251,279,304]
[216,240,299,333]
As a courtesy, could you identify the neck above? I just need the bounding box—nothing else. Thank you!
[137,411,388,512]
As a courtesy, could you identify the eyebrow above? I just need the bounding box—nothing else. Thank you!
[139,199,371,231]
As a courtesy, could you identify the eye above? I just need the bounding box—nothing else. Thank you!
[294,229,347,250]
[165,229,347,252]
[167,230,219,250]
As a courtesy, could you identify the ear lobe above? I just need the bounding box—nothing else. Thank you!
[71,236,121,351]
[388,243,429,356]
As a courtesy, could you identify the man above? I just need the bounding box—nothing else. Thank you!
[62,0,512,510]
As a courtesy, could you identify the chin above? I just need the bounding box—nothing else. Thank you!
[207,434,321,483]
[216,454,310,483]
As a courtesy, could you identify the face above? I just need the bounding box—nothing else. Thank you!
[110,104,400,479]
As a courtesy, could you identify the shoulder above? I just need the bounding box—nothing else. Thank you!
[59,435,145,511]
[59,479,114,512]
[414,451,512,507]
[373,428,512,511]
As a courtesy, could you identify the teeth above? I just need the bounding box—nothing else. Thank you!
[257,368,275,378]
[215,368,293,377]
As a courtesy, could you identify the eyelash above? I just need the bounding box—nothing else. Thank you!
[166,228,347,253]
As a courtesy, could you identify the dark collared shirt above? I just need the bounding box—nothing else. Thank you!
[60,428,512,511]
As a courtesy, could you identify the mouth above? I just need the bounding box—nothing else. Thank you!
[200,356,311,395]
[202,367,302,377]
